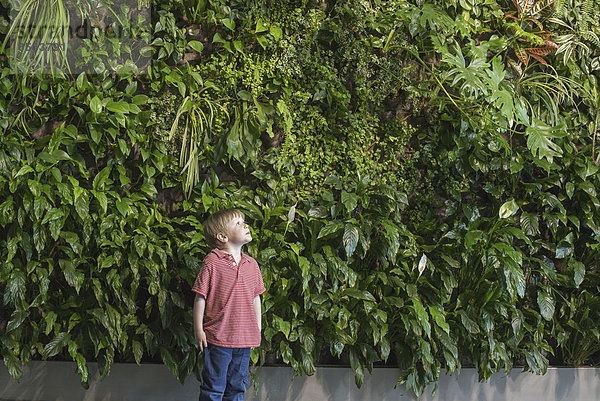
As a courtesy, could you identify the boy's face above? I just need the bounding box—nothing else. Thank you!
[221,215,252,246]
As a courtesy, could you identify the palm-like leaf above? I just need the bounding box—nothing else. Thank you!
[170,95,227,198]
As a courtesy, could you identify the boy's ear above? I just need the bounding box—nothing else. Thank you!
[217,232,228,243]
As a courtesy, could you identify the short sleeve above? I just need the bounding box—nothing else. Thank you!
[254,263,265,296]
[192,257,213,298]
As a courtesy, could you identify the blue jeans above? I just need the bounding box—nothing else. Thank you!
[199,344,251,401]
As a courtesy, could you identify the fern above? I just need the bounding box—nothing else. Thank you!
[579,0,600,49]
[582,31,600,49]
[579,0,592,33]
[552,0,566,16]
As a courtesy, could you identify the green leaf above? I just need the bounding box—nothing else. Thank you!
[349,349,364,388]
[255,19,268,33]
[212,32,227,44]
[6,309,28,332]
[93,166,112,190]
[93,191,108,214]
[499,199,519,219]
[15,165,34,178]
[140,45,154,57]
[106,101,130,114]
[490,89,514,120]
[464,229,484,249]
[317,221,343,239]
[132,340,143,365]
[526,119,566,163]
[341,191,358,212]
[28,179,42,197]
[188,40,204,53]
[116,198,131,216]
[221,17,235,31]
[233,40,244,53]
[74,188,89,221]
[33,223,47,253]
[59,259,84,293]
[269,25,283,40]
[34,196,49,219]
[504,263,526,298]
[428,305,450,334]
[45,311,58,335]
[256,34,268,49]
[501,226,533,246]
[343,225,359,257]
[555,246,572,259]
[537,287,555,321]
[6,236,18,263]
[343,288,376,302]
[160,347,178,377]
[177,82,186,97]
[441,254,460,268]
[572,260,585,288]
[411,298,431,338]
[458,310,480,334]
[90,96,102,113]
[65,124,77,138]
[237,90,252,101]
[308,206,328,218]
[76,73,87,89]
[520,212,540,236]
[133,235,147,257]
[277,316,291,339]
[565,182,575,199]
[41,208,65,225]
[75,353,89,384]
[3,351,23,379]
[43,332,70,358]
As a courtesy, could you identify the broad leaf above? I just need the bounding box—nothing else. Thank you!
[520,212,540,236]
[343,288,376,302]
[537,287,555,321]
[428,305,450,334]
[526,119,566,163]
[499,199,519,219]
[317,221,343,239]
[572,260,585,288]
[42,332,70,358]
[343,225,359,257]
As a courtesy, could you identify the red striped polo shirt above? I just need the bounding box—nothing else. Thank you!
[192,248,266,348]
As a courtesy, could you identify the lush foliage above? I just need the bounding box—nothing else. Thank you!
[1,0,600,396]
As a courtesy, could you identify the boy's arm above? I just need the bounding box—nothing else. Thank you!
[193,294,208,351]
[253,295,262,332]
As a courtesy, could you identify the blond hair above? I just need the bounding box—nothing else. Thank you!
[203,208,245,249]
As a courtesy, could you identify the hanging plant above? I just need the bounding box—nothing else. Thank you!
[2,0,73,74]
[168,66,229,198]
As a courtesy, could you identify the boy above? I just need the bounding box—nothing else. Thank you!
[192,208,265,401]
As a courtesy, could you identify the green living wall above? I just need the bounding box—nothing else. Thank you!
[1,0,600,395]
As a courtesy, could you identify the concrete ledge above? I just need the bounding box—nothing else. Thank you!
[1,361,599,400]
[247,366,600,401]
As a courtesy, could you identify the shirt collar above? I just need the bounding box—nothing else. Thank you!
[211,248,248,263]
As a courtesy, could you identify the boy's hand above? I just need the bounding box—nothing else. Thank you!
[196,328,208,351]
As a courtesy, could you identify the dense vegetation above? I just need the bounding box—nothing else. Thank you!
[1,0,599,395]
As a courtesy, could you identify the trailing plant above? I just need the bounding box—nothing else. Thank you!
[167,64,229,197]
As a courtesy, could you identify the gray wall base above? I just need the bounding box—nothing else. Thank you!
[1,361,599,400]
